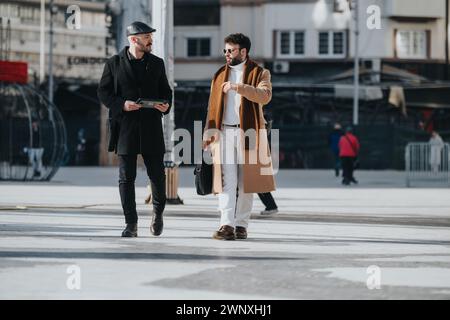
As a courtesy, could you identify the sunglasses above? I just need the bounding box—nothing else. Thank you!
[223,47,241,55]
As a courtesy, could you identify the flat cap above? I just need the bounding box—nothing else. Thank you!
[126,21,156,37]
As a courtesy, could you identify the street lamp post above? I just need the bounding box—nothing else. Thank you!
[446,0,449,81]
[152,0,182,204]
[48,0,56,104]
[352,0,360,126]
[39,0,45,84]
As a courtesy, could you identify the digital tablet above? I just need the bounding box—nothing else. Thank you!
[136,98,169,109]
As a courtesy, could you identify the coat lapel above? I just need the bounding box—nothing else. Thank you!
[144,53,154,74]
[217,66,228,128]
[240,61,260,148]
[119,47,138,88]
[207,66,228,129]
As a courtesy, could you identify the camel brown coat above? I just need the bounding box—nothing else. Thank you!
[204,59,276,194]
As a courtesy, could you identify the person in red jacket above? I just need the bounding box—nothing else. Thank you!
[339,126,360,185]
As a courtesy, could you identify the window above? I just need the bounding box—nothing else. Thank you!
[318,31,346,57]
[319,32,329,55]
[333,32,344,54]
[187,38,210,57]
[18,6,33,22]
[277,31,305,57]
[280,32,290,55]
[0,4,19,19]
[294,32,304,55]
[396,30,427,59]
[175,4,220,26]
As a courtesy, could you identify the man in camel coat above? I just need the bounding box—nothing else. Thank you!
[203,33,276,240]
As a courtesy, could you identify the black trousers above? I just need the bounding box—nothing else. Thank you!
[341,156,355,183]
[257,192,278,210]
[118,153,166,224]
[333,151,341,176]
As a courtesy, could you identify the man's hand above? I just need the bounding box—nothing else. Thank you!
[123,100,141,112]
[222,82,237,94]
[153,103,170,113]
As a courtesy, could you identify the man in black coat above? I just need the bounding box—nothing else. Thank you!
[97,21,172,238]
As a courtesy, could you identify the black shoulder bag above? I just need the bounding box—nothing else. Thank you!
[194,151,213,195]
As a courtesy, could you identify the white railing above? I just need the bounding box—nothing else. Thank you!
[405,142,450,187]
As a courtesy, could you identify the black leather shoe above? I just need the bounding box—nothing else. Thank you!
[150,213,163,236]
[121,223,137,237]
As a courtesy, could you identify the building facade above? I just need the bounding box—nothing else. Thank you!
[1,0,115,166]
[174,0,450,81]
[3,0,449,168]
[1,0,113,83]
[173,0,450,169]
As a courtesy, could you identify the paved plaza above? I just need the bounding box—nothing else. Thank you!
[0,167,449,299]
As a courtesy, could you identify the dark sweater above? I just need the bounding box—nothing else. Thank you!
[128,51,148,92]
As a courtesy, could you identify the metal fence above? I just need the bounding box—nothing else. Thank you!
[405,142,450,187]
[0,82,67,181]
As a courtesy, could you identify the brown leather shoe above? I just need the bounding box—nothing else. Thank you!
[235,226,247,239]
[212,225,235,240]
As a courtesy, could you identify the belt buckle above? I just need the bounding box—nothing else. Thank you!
[223,124,239,128]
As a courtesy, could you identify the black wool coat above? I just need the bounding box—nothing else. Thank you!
[97,47,172,155]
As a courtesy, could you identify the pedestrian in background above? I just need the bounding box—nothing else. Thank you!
[339,126,360,185]
[258,112,278,215]
[429,131,444,173]
[328,122,343,177]
[27,120,44,178]
[75,128,87,165]
[258,192,278,215]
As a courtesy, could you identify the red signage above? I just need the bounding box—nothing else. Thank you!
[0,60,28,84]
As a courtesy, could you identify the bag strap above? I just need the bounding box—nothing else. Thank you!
[344,135,358,154]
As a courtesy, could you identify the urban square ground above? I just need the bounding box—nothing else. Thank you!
[0,167,449,299]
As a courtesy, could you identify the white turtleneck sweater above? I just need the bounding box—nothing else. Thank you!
[222,60,246,126]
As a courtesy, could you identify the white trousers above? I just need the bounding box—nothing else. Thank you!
[28,148,44,173]
[430,146,442,173]
[218,127,253,229]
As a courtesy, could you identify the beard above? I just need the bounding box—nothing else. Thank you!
[228,54,244,66]
[136,39,152,53]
